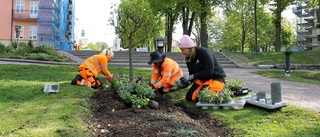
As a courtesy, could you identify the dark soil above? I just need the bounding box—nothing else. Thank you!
[90,88,235,137]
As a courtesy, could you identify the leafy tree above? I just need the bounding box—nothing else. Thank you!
[110,0,161,81]
[148,0,183,52]
[96,42,110,51]
[308,0,319,23]
[210,0,293,52]
[262,0,296,51]
[86,42,100,51]
[308,0,319,7]
[281,19,295,50]
[224,0,256,52]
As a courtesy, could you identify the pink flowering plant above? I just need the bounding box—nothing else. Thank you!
[106,75,155,108]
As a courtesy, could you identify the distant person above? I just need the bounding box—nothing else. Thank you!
[178,35,226,101]
[148,51,184,93]
[74,44,79,51]
[71,49,114,89]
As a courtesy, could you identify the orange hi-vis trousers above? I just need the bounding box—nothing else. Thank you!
[77,68,102,89]
[186,79,225,101]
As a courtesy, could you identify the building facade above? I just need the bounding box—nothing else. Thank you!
[293,0,320,50]
[0,0,75,51]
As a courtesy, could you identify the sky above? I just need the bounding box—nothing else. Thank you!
[75,0,297,46]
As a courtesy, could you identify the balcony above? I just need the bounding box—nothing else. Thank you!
[12,10,38,20]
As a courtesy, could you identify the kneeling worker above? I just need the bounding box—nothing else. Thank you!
[71,49,114,89]
[178,35,227,101]
[148,51,184,93]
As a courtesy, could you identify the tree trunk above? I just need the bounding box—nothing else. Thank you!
[241,22,245,52]
[275,11,282,52]
[166,12,175,52]
[200,0,208,48]
[129,43,133,82]
[181,7,195,36]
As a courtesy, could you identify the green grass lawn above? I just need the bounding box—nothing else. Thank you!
[223,50,320,65]
[1,64,319,137]
[256,70,320,85]
[244,50,320,65]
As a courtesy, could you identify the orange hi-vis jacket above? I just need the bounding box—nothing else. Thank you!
[150,58,184,92]
[78,55,113,79]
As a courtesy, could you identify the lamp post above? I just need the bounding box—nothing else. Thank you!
[15,25,21,48]
[155,36,164,54]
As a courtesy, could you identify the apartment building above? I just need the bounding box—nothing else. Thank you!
[293,0,320,50]
[0,0,75,51]
[0,0,38,46]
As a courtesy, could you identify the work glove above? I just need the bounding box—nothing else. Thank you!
[178,80,188,89]
[150,84,156,89]
[106,75,114,82]
[148,82,155,89]
[106,77,112,82]
[180,75,194,85]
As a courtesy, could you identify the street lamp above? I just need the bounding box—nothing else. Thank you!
[15,25,21,48]
[155,36,164,54]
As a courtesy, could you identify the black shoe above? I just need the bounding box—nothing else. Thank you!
[71,75,82,85]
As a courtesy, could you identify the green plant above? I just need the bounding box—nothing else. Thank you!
[226,79,244,90]
[172,80,181,91]
[198,87,234,104]
[110,75,155,108]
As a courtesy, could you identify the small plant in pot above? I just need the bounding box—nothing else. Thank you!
[198,87,234,104]
[226,79,244,92]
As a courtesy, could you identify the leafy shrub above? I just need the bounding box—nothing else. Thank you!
[107,75,155,109]
[27,40,34,49]
[0,43,8,53]
[226,79,244,90]
[31,44,56,56]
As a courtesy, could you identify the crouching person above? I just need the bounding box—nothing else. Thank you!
[148,51,184,94]
[178,35,227,101]
[71,49,114,89]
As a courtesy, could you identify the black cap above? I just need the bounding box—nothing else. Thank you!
[148,51,163,65]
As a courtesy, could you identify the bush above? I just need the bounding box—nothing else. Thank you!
[31,44,56,56]
[0,43,8,53]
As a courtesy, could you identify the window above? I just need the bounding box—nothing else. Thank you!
[15,25,24,39]
[28,26,37,40]
[16,0,25,14]
[29,1,38,18]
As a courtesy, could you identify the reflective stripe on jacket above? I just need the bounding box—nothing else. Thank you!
[78,55,113,78]
[151,58,184,90]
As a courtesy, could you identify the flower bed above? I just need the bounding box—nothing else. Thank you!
[105,75,155,109]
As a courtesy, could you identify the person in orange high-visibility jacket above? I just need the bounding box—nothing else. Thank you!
[148,51,184,93]
[71,49,114,89]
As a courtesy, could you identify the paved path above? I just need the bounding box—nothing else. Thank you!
[225,68,320,113]
[1,59,319,113]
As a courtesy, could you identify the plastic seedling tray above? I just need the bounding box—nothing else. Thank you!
[196,99,246,110]
[244,95,287,109]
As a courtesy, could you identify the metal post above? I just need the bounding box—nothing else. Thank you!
[271,82,282,104]
[284,51,293,77]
